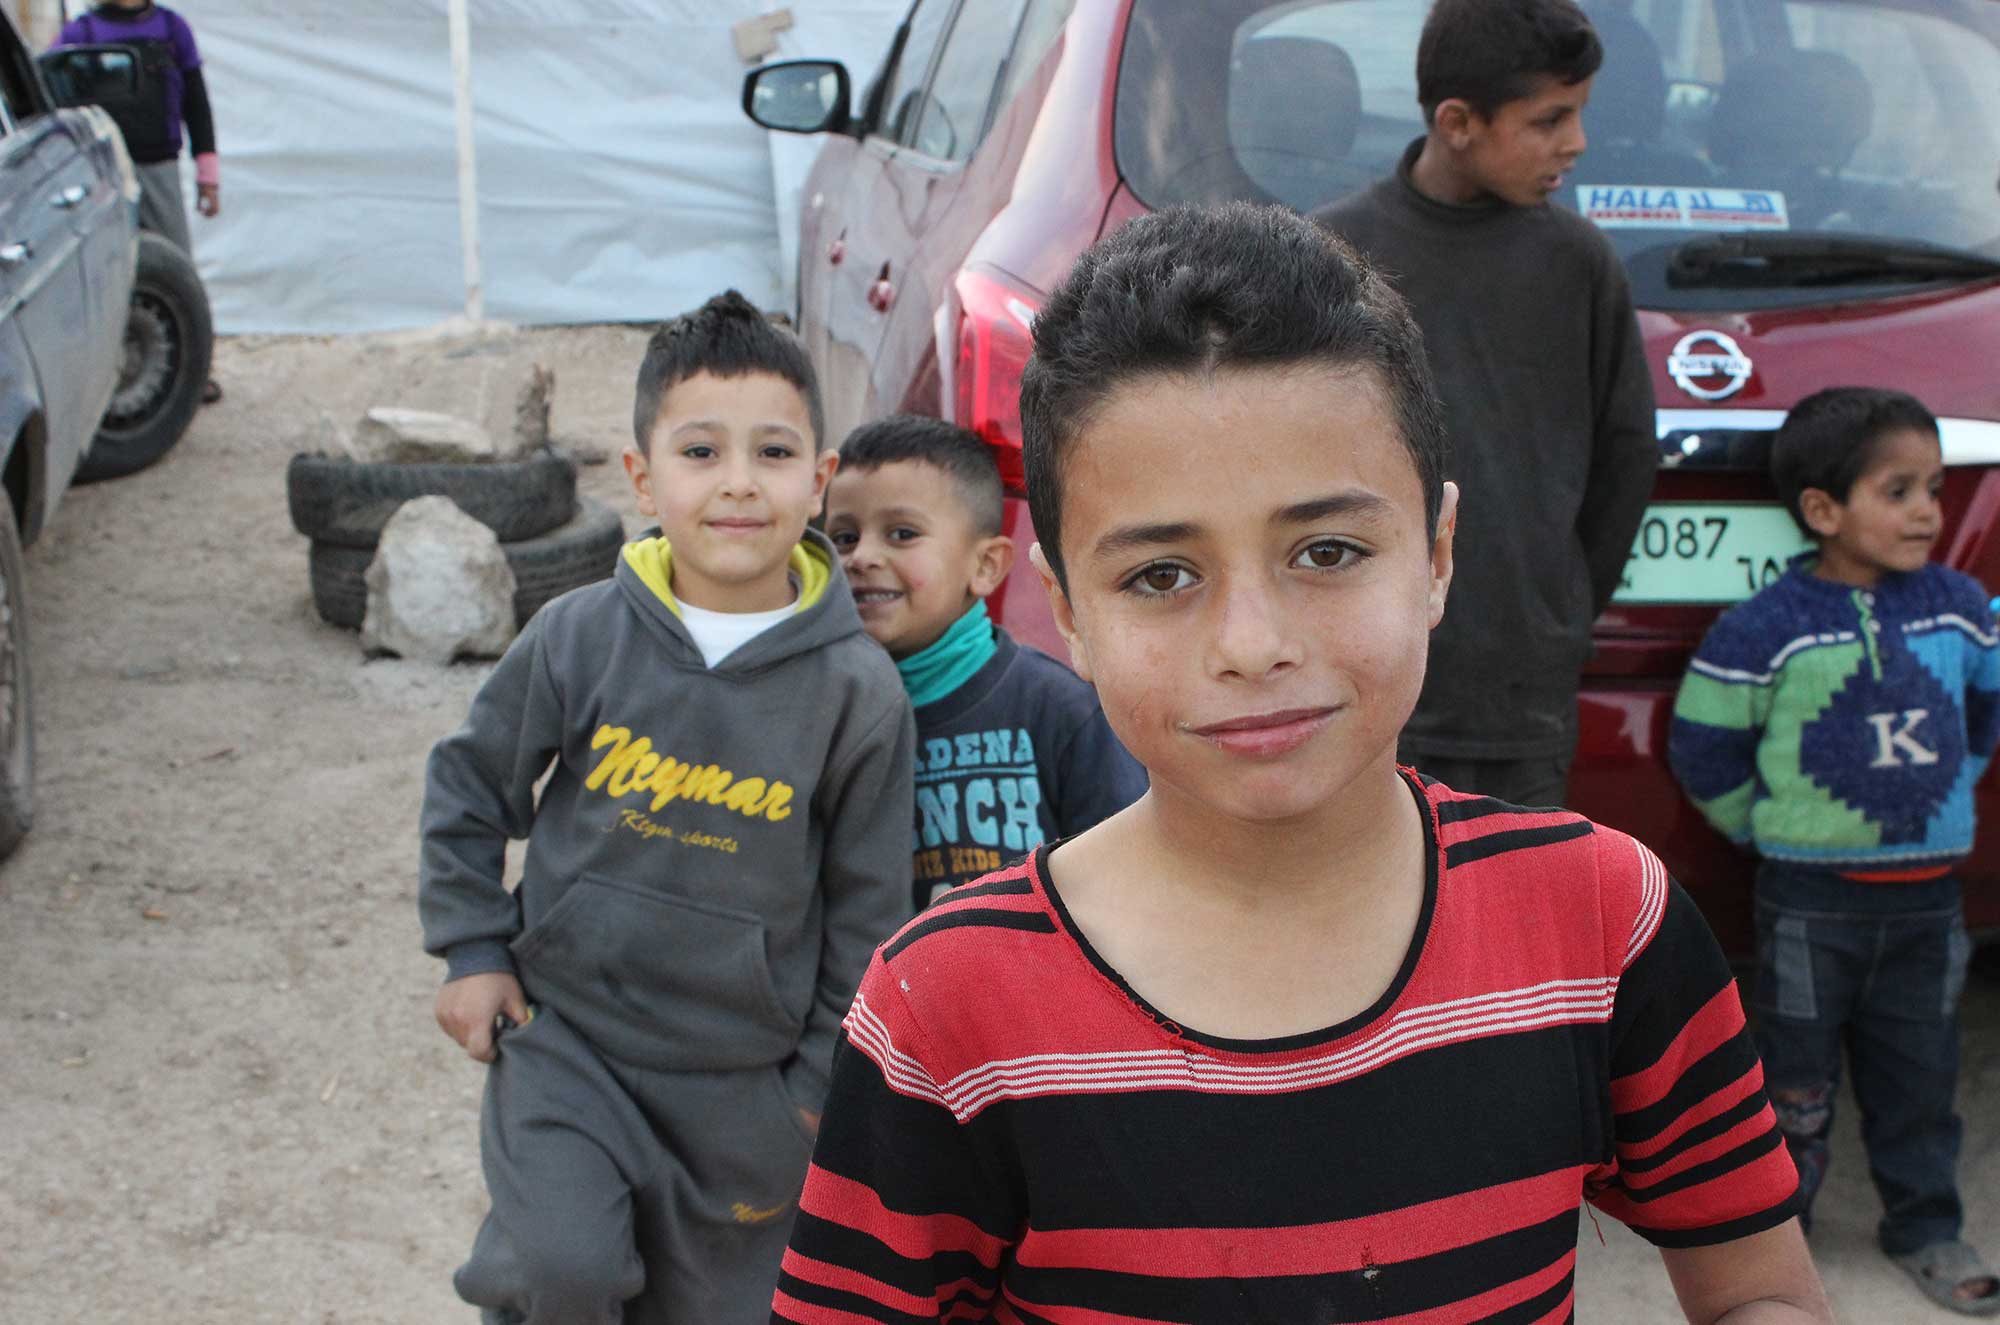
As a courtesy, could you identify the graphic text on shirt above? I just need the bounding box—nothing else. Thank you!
[914,727,1043,859]
[586,724,795,822]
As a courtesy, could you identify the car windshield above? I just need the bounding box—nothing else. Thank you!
[1115,0,2000,308]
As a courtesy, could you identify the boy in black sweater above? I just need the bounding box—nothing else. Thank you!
[824,416,1145,910]
[1315,0,1656,805]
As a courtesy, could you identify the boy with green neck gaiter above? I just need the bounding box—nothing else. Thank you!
[826,416,1147,911]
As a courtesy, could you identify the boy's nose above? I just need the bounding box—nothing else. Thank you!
[719,454,759,495]
[1207,577,1303,680]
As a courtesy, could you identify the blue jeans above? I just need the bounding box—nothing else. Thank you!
[1751,861,1974,1256]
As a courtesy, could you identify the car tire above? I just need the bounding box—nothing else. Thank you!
[286,450,578,547]
[497,497,628,624]
[308,497,626,631]
[77,231,215,484]
[0,499,34,859]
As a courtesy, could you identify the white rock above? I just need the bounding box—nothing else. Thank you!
[361,498,517,664]
[345,408,500,465]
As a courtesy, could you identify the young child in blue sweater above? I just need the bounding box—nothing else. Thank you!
[1670,386,2000,1316]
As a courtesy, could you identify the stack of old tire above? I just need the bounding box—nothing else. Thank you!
[288,442,624,632]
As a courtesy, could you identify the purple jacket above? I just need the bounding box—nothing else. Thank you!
[57,5,202,158]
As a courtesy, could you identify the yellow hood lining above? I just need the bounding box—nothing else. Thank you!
[621,535,831,619]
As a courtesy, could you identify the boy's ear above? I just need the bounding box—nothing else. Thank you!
[1431,98,1477,150]
[969,534,1016,600]
[1030,542,1089,681]
[1428,482,1459,629]
[811,448,841,510]
[623,446,657,518]
[1798,487,1843,540]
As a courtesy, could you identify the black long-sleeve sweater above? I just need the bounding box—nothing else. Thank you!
[1315,138,1658,760]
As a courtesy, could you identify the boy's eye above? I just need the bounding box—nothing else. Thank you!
[760,444,795,460]
[828,529,857,550]
[1293,539,1363,571]
[1124,562,1196,597]
[889,526,922,543]
[681,444,716,460]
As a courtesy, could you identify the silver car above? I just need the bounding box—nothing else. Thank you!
[0,11,211,856]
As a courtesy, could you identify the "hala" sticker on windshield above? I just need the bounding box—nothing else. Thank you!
[1578,185,1790,231]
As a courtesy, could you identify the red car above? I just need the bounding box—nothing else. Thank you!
[744,0,2000,950]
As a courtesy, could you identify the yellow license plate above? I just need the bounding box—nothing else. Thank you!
[1614,503,1813,604]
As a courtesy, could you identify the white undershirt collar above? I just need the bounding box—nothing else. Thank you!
[673,595,796,668]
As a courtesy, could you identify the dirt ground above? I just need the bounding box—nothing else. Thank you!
[0,325,1993,1323]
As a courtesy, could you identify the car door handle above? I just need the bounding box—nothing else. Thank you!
[867,269,895,312]
[0,242,29,269]
[51,185,87,210]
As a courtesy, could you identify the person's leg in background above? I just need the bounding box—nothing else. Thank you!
[132,159,192,254]
[1747,862,1870,1231]
[1850,898,1969,1255]
[131,158,222,405]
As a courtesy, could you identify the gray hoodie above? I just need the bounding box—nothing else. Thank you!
[419,527,915,1108]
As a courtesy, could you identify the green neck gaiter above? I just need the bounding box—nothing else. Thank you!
[895,600,996,707]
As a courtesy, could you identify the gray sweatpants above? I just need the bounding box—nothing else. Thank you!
[454,1006,816,1325]
[133,158,192,254]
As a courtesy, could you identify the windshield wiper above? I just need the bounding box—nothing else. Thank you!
[1667,234,2000,289]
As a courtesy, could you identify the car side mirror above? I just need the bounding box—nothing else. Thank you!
[36,46,140,109]
[742,59,852,135]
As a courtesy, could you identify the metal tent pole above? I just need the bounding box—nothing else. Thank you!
[446,0,484,324]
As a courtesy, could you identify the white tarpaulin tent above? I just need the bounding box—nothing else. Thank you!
[80,1,907,334]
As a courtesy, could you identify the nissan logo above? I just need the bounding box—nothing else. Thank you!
[1667,330,1753,401]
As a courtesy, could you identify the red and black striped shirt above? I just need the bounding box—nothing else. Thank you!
[773,777,1800,1324]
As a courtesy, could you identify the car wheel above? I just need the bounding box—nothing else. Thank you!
[77,231,215,484]
[286,450,578,547]
[309,497,626,631]
[0,499,34,858]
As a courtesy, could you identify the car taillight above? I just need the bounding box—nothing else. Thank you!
[952,268,1039,492]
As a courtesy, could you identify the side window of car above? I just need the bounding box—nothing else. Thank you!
[907,0,1032,162]
[991,0,1078,119]
[0,22,43,133]
[874,0,958,147]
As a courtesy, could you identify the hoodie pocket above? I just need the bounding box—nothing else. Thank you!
[510,874,800,1073]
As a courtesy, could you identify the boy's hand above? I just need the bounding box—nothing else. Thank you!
[196,183,220,217]
[435,971,529,1063]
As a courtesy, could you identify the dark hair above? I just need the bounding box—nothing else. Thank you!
[1416,0,1603,125]
[838,415,1005,538]
[1020,202,1447,589]
[632,290,824,451]
[1770,387,1940,536]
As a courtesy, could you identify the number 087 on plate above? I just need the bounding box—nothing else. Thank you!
[1614,503,1814,605]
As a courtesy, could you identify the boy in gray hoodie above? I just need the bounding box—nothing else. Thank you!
[419,290,915,1325]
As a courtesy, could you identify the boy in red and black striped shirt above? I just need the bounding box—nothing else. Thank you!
[770,201,1828,1324]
